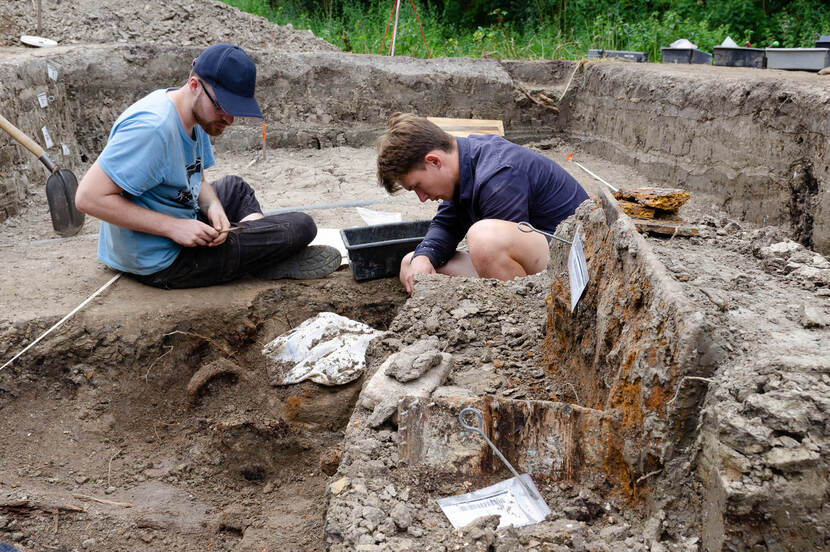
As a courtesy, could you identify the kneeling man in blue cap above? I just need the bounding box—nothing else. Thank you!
[76,43,340,288]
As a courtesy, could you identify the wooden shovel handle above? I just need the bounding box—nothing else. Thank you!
[0,113,46,157]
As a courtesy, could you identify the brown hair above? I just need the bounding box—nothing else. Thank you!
[376,112,454,193]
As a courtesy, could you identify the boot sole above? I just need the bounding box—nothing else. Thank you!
[256,245,342,280]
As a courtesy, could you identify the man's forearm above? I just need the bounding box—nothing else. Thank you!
[81,192,181,238]
[76,161,184,238]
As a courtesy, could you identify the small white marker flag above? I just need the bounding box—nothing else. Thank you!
[567,226,589,312]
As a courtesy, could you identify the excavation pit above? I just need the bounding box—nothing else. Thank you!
[0,271,407,551]
[2,5,830,550]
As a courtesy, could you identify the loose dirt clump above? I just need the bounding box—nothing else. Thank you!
[1,0,337,52]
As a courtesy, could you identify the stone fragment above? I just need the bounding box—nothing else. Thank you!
[757,240,802,261]
[599,523,630,540]
[384,336,442,382]
[330,477,350,495]
[722,221,743,233]
[367,399,399,428]
[799,304,830,328]
[450,299,481,318]
[563,505,590,520]
[431,385,477,399]
[763,446,820,473]
[643,511,663,543]
[360,344,453,412]
[717,443,751,479]
[361,506,385,531]
[389,503,412,530]
[320,443,344,476]
[719,414,772,455]
[745,392,812,434]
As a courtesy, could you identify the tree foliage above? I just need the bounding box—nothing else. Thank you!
[223,0,830,58]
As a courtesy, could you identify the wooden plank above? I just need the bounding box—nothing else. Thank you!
[398,395,618,485]
[614,187,691,212]
[618,199,657,220]
[427,117,504,137]
[631,218,699,237]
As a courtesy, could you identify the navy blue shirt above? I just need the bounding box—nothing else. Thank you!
[413,135,589,268]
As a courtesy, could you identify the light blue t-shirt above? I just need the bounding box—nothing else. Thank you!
[96,89,216,275]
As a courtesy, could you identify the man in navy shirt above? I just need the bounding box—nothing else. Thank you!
[376,112,589,293]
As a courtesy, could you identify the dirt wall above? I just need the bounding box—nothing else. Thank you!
[542,190,722,503]
[3,48,830,256]
[559,62,830,256]
[0,45,565,222]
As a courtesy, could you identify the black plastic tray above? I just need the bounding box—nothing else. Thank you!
[661,48,712,65]
[340,220,432,282]
[713,46,766,68]
[587,49,648,62]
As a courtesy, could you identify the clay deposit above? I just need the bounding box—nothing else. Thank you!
[1,0,829,551]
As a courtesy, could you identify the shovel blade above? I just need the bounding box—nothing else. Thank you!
[45,168,85,237]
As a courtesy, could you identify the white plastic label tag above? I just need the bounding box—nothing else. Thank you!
[41,127,54,149]
[37,92,49,108]
[568,226,589,312]
[437,474,550,529]
[61,143,71,156]
[47,63,58,81]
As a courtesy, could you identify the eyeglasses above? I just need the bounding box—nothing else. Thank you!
[197,79,225,114]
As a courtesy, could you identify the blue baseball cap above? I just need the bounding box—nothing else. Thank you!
[192,43,263,118]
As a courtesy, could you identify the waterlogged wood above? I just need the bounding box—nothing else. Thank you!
[427,117,504,137]
[617,199,657,219]
[614,187,691,212]
[398,395,617,484]
[632,219,699,237]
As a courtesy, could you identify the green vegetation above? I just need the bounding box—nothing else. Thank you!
[220,0,830,60]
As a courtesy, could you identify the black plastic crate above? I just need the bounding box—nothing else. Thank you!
[340,220,432,282]
[587,49,648,62]
[661,48,712,65]
[713,46,766,68]
[816,35,830,48]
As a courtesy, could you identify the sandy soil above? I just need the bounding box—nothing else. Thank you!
[0,0,336,52]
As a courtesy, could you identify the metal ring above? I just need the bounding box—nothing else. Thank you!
[517,221,536,234]
[458,407,483,432]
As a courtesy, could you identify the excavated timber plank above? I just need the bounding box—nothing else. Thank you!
[614,187,690,211]
[398,395,618,486]
[617,199,657,219]
[632,218,699,237]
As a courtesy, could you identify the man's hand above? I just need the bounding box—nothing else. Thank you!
[400,254,436,294]
[168,218,220,247]
[204,200,230,246]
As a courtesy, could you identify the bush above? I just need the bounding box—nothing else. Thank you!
[218,0,830,59]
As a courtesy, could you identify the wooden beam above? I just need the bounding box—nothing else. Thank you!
[427,117,504,137]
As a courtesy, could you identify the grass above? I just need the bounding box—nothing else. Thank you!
[218,0,830,62]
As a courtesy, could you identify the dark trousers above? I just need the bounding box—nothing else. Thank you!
[133,176,315,289]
